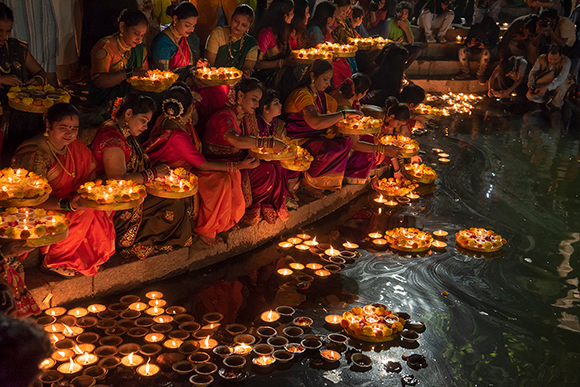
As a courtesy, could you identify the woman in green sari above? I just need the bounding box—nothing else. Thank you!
[88,9,149,108]
[205,4,258,77]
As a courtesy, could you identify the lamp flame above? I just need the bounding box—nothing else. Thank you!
[62,324,74,336]
[128,352,134,365]
[203,336,210,347]
[67,358,75,372]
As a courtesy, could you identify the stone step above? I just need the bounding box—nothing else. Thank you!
[409,76,488,94]
[27,174,381,308]
[406,59,484,77]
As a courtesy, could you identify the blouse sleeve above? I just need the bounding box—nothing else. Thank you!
[293,88,315,112]
[151,33,175,62]
[11,147,52,177]
[95,129,128,154]
[245,45,259,62]
[206,27,225,55]
[90,38,113,77]
[326,93,338,114]
[257,29,276,54]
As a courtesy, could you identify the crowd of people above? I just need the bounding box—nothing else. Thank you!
[0,0,579,323]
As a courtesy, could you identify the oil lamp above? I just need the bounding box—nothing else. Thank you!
[145,306,165,316]
[306,262,323,270]
[289,262,304,270]
[163,338,183,350]
[374,194,387,204]
[303,236,319,247]
[145,291,163,300]
[294,244,310,251]
[260,310,280,324]
[198,336,218,350]
[121,352,144,367]
[137,359,160,377]
[433,229,448,238]
[45,307,67,317]
[296,234,311,240]
[40,358,56,369]
[75,352,98,366]
[87,304,106,314]
[148,299,167,307]
[277,268,293,277]
[153,314,173,323]
[324,246,340,257]
[278,241,293,249]
[233,342,252,356]
[342,241,358,250]
[368,232,383,239]
[67,308,88,318]
[52,349,74,362]
[287,237,303,245]
[129,302,148,311]
[57,357,82,376]
[144,333,165,343]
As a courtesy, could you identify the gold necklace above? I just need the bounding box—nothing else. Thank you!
[115,34,131,62]
[308,86,322,114]
[168,25,190,65]
[46,139,76,178]
[227,29,245,63]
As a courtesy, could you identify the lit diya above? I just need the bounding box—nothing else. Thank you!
[129,302,148,312]
[384,227,433,252]
[324,246,341,257]
[149,299,167,307]
[278,241,293,249]
[198,336,218,350]
[325,314,342,326]
[368,232,383,239]
[44,323,64,333]
[289,262,304,270]
[252,355,275,367]
[439,158,450,163]
[407,192,420,200]
[49,333,65,344]
[287,237,303,245]
[163,339,183,350]
[121,352,144,367]
[320,349,341,362]
[40,358,56,369]
[277,268,293,278]
[432,240,447,249]
[52,349,74,362]
[294,244,310,251]
[137,359,160,377]
[87,304,106,314]
[75,352,98,366]
[306,262,323,270]
[145,306,164,316]
[72,344,95,355]
[342,241,358,250]
[260,310,280,324]
[296,234,311,240]
[303,236,319,247]
[45,307,67,317]
[314,269,331,278]
[128,69,178,92]
[433,229,448,238]
[374,194,388,204]
[293,316,313,327]
[233,343,253,356]
[67,307,88,318]
[62,324,83,337]
[145,291,163,300]
[153,314,173,323]
[57,358,82,375]
[144,333,165,343]
[438,153,449,158]
[432,148,444,153]
[372,238,388,247]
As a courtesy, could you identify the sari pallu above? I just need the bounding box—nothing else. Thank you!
[144,115,245,239]
[204,109,289,225]
[93,125,193,260]
[284,88,351,191]
[1,257,40,317]
[344,134,379,184]
[151,30,200,69]
[11,140,115,277]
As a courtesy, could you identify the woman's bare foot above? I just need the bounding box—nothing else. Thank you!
[199,234,223,246]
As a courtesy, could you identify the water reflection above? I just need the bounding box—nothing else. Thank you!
[104,109,580,386]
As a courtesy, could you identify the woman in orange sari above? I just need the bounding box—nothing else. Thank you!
[11,103,116,278]
[144,83,259,245]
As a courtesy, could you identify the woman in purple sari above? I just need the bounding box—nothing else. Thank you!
[283,59,361,197]
[331,74,397,184]
[204,78,290,226]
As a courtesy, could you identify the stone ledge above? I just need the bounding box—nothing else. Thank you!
[409,77,488,93]
[28,173,380,308]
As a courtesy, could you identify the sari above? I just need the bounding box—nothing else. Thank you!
[92,123,193,259]
[284,87,351,191]
[11,140,116,276]
[307,26,352,88]
[151,29,201,69]
[88,35,147,107]
[204,108,289,225]
[144,115,245,238]
[206,27,259,69]
[1,256,40,318]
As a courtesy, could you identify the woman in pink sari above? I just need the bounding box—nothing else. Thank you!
[144,83,259,245]
[11,104,116,278]
[204,78,290,226]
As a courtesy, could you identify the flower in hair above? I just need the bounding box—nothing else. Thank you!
[111,97,123,119]
[162,98,184,118]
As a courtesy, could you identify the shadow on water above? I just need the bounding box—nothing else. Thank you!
[99,102,580,387]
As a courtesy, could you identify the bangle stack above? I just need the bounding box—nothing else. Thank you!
[58,198,76,212]
[376,144,387,155]
[141,168,158,183]
[226,162,239,173]
[257,136,274,148]
[33,74,45,85]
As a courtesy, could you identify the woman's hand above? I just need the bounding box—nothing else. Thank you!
[272,139,288,153]
[196,58,208,68]
[239,157,260,170]
[394,170,404,179]
[132,67,148,78]
[1,241,34,258]
[0,75,23,87]
[191,91,203,103]
[154,164,171,177]
[410,155,422,163]
[70,195,87,211]
[383,144,399,157]
[345,110,363,118]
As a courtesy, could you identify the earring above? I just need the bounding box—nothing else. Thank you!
[121,124,131,137]
[43,128,49,137]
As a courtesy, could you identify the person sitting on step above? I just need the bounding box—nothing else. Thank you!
[417,0,455,44]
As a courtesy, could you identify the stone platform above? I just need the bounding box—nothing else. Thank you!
[26,175,379,308]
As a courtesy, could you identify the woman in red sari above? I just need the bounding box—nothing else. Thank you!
[92,94,194,260]
[204,78,290,226]
[144,83,259,245]
[11,103,116,278]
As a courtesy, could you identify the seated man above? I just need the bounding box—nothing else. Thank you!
[488,55,529,100]
[497,14,539,62]
[454,16,499,85]
[385,1,422,70]
[527,45,573,109]
[418,0,455,43]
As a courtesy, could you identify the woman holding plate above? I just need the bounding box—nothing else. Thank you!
[11,103,116,278]
[92,94,192,260]
[144,83,259,246]
[204,77,290,227]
